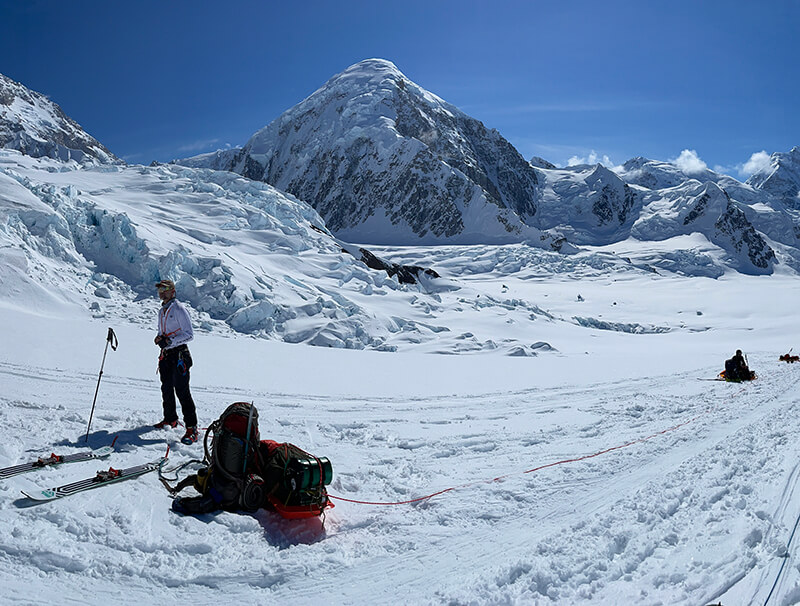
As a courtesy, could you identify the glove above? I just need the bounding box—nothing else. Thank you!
[154,334,171,349]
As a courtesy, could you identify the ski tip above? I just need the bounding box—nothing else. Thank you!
[20,490,53,502]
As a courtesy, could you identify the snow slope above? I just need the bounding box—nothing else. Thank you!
[6,150,749,357]
[2,253,800,605]
[747,147,800,210]
[0,150,480,352]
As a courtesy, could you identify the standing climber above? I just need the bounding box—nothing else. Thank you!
[153,279,199,444]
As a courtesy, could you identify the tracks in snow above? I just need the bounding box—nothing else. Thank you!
[1,358,800,604]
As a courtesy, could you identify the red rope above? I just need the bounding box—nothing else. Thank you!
[328,408,714,507]
[329,486,458,506]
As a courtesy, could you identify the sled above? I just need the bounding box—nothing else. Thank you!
[265,494,335,519]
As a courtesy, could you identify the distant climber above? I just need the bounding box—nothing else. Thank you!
[723,349,755,381]
[152,279,200,444]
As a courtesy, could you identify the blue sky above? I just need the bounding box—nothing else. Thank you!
[1,0,797,177]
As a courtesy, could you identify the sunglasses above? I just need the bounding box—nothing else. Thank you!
[157,285,174,292]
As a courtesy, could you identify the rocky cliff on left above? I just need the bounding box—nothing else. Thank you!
[0,72,117,164]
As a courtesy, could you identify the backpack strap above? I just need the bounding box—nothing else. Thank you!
[158,457,206,495]
[241,402,256,475]
[160,473,198,496]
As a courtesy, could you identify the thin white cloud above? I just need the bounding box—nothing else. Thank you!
[738,151,771,178]
[481,98,675,116]
[567,150,615,168]
[672,149,708,174]
[177,139,226,154]
[121,152,145,163]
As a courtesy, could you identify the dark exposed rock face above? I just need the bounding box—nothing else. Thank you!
[628,179,777,274]
[0,73,116,164]
[530,156,557,170]
[683,192,712,226]
[714,201,776,271]
[392,84,539,221]
[353,247,440,284]
[586,168,637,228]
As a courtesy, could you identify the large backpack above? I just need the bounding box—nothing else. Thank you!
[206,401,265,509]
[170,402,265,514]
[168,403,334,519]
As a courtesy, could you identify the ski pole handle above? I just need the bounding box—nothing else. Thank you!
[107,327,118,351]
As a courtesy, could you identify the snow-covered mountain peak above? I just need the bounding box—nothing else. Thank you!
[180,59,550,246]
[0,72,117,165]
[323,58,406,90]
[746,147,800,209]
[243,59,428,157]
[533,162,639,245]
[620,156,649,170]
[616,157,709,190]
[319,58,451,111]
[584,163,619,185]
[175,58,798,274]
[242,57,459,159]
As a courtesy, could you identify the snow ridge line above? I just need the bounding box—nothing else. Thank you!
[328,403,721,507]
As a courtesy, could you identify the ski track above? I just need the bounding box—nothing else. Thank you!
[0,358,799,604]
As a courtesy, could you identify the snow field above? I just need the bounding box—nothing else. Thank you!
[1,326,800,604]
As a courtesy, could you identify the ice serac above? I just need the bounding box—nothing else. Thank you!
[0,73,117,164]
[746,147,800,210]
[180,59,563,248]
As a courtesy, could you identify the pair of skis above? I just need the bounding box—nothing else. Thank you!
[0,444,167,502]
[0,446,114,481]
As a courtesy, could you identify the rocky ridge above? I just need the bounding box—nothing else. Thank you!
[0,73,116,164]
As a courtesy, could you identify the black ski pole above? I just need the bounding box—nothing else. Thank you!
[84,328,118,443]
